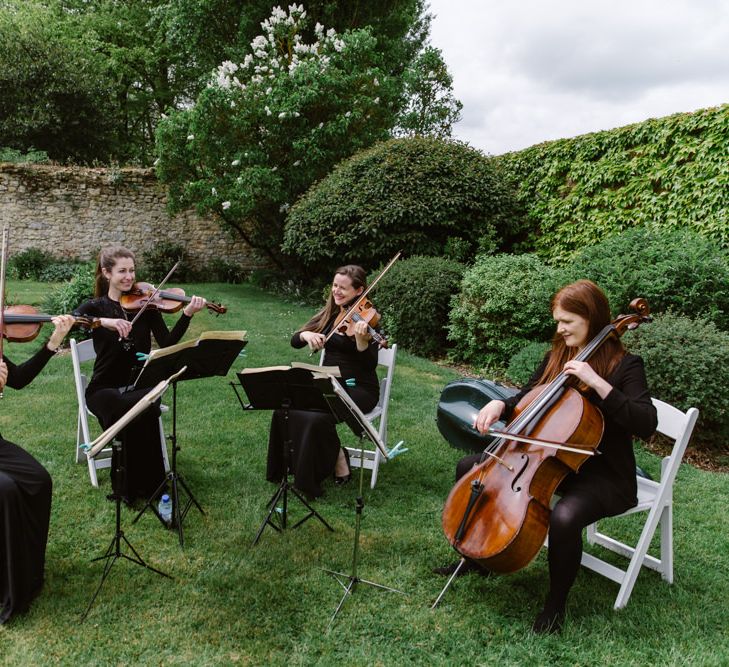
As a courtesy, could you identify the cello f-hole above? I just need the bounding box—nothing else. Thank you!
[511,454,530,493]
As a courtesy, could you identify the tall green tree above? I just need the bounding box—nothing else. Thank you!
[0,2,116,162]
[156,5,400,268]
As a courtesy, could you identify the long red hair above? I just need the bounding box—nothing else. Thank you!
[537,280,625,386]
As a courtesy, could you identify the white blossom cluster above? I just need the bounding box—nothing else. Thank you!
[210,4,346,92]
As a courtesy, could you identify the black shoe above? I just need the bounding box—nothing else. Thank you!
[531,607,565,635]
[334,448,351,485]
[432,559,488,577]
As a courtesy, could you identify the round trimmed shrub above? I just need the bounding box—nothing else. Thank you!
[564,227,729,331]
[627,311,729,447]
[371,256,465,357]
[10,248,53,280]
[448,253,563,370]
[282,136,523,275]
[507,341,550,386]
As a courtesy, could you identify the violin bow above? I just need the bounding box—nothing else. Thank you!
[126,260,180,329]
[322,251,401,345]
[0,225,8,398]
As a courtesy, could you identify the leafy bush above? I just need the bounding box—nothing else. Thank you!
[204,258,248,284]
[497,104,729,262]
[39,261,84,282]
[43,263,95,339]
[627,311,729,447]
[563,227,729,331]
[141,242,193,282]
[10,248,54,280]
[448,254,563,370]
[283,136,523,275]
[507,341,550,386]
[372,256,465,357]
[0,147,49,164]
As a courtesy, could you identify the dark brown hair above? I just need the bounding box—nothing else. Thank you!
[299,265,367,333]
[537,279,625,386]
[94,245,135,297]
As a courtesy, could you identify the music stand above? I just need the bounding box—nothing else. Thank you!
[79,369,184,622]
[319,376,405,627]
[132,334,247,547]
[232,366,336,545]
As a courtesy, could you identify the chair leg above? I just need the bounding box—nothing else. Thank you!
[660,504,673,583]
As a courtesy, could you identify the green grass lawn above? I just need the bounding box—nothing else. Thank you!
[0,281,727,666]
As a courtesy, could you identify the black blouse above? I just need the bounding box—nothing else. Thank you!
[502,353,658,506]
[4,344,55,390]
[74,295,191,394]
[291,321,379,397]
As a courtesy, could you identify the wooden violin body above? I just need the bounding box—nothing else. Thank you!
[1,305,97,343]
[120,282,227,315]
[333,298,388,348]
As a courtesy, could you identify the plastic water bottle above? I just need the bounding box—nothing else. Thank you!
[158,493,172,526]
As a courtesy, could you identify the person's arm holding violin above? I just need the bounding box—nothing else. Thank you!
[2,314,75,390]
[149,295,206,348]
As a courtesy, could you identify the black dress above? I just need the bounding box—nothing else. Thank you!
[74,296,192,501]
[0,345,56,624]
[266,326,380,498]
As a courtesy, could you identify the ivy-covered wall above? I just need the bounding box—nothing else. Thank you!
[497,104,729,263]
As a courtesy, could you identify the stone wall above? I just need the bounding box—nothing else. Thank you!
[0,163,266,269]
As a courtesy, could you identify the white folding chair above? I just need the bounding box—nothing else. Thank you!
[71,338,170,488]
[322,344,397,488]
[579,398,699,609]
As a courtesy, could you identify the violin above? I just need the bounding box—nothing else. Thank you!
[1,305,98,343]
[332,298,388,348]
[120,282,227,315]
[440,298,652,575]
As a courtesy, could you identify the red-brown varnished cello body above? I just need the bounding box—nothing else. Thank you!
[441,298,651,574]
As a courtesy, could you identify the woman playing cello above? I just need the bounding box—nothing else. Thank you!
[0,314,75,623]
[266,265,381,498]
[73,246,205,503]
[435,280,657,634]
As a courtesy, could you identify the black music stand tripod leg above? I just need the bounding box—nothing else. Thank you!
[82,441,171,622]
[322,436,404,628]
[252,403,334,546]
[133,380,204,548]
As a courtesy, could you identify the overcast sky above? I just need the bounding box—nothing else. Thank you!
[427,0,729,155]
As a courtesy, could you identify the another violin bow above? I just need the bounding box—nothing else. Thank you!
[126,260,180,330]
[0,225,9,399]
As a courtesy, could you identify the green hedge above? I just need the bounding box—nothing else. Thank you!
[497,104,729,262]
[282,136,523,274]
[447,253,562,370]
[372,255,465,357]
[564,227,729,331]
[627,311,729,446]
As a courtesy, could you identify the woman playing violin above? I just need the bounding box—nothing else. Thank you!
[73,245,205,503]
[266,265,381,498]
[1,314,75,623]
[435,280,657,634]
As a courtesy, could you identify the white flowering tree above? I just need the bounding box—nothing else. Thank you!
[156,4,398,268]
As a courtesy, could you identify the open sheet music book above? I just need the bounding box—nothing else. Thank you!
[142,330,247,364]
[134,330,247,388]
[238,361,341,379]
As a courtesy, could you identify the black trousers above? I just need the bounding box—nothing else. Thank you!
[0,437,52,624]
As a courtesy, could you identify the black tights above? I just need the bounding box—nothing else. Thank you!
[545,493,607,612]
[455,453,611,612]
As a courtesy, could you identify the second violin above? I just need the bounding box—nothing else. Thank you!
[121,282,227,315]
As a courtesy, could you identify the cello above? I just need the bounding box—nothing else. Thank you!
[439,298,651,579]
